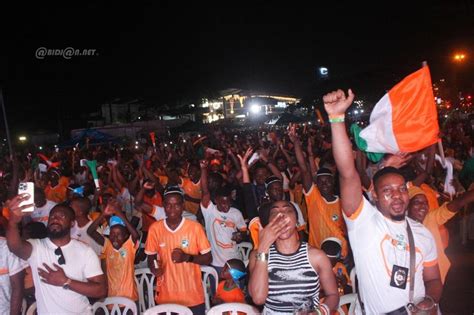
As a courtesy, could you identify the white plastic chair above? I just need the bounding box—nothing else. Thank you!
[349,267,357,293]
[143,304,193,315]
[236,242,253,266]
[21,298,27,315]
[135,267,156,313]
[26,302,36,315]
[337,293,357,315]
[207,303,259,315]
[92,297,138,315]
[200,265,219,312]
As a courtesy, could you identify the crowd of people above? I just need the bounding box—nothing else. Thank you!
[0,88,473,315]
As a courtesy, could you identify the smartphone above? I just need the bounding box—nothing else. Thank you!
[248,152,260,165]
[80,159,87,167]
[18,182,35,212]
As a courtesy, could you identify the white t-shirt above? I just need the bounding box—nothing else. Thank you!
[290,201,306,229]
[201,202,247,267]
[27,238,103,315]
[0,238,28,315]
[31,200,57,226]
[70,220,103,256]
[344,197,438,314]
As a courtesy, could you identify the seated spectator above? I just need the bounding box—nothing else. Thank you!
[213,258,247,305]
[87,198,140,303]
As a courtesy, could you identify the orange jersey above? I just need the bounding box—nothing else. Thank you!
[44,184,67,203]
[304,185,348,258]
[291,183,308,224]
[145,218,211,306]
[180,177,202,215]
[423,203,456,284]
[144,192,163,208]
[102,237,138,301]
[215,281,245,303]
[248,217,262,250]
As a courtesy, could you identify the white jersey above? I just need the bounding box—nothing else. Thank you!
[201,202,247,267]
[70,220,103,256]
[0,238,28,315]
[31,200,57,226]
[27,238,103,315]
[344,197,438,314]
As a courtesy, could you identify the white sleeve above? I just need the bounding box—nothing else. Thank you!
[26,239,40,264]
[7,250,28,276]
[342,196,377,232]
[151,206,166,221]
[83,246,103,279]
[234,210,247,230]
[292,202,306,227]
[200,202,215,223]
[422,227,438,265]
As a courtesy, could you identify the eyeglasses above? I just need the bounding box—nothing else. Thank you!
[54,247,66,265]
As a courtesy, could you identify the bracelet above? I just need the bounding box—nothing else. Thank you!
[187,254,194,263]
[255,252,269,262]
[328,114,345,123]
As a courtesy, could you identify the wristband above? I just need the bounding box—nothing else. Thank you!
[328,114,345,123]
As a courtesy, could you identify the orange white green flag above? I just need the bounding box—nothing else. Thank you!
[355,65,439,155]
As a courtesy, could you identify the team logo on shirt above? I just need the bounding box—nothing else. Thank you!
[395,234,407,251]
[331,214,339,222]
[119,249,127,258]
[181,239,189,248]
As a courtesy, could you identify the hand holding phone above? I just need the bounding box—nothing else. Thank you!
[248,152,260,166]
[18,182,35,212]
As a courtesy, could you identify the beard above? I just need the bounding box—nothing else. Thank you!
[391,214,406,221]
[47,227,70,239]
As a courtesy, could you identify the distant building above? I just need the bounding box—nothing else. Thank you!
[201,89,300,123]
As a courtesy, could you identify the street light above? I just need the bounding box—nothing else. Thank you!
[19,136,27,142]
[453,53,466,62]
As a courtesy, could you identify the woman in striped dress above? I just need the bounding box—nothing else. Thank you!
[248,200,339,314]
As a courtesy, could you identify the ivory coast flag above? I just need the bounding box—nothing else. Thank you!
[358,65,439,154]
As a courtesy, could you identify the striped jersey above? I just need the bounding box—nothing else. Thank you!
[264,242,320,314]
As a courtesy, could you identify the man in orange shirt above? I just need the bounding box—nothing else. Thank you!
[87,198,140,302]
[408,186,474,283]
[145,187,212,314]
[290,128,348,258]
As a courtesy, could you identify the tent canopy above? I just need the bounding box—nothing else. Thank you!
[59,129,120,148]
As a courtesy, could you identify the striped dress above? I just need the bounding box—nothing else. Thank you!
[264,242,320,314]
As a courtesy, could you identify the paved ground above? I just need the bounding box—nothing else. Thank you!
[439,217,474,315]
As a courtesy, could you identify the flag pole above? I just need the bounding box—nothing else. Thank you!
[422,60,446,165]
[0,89,13,159]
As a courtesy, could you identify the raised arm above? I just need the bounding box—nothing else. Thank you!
[323,89,361,216]
[237,148,259,220]
[112,201,139,242]
[87,212,106,247]
[307,137,318,177]
[6,195,33,260]
[288,126,312,193]
[259,149,282,180]
[200,160,211,208]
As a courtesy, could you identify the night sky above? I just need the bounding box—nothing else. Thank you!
[1,1,473,135]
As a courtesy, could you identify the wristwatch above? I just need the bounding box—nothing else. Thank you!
[62,278,72,290]
[256,252,269,262]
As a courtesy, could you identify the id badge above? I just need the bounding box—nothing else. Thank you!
[390,264,409,289]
